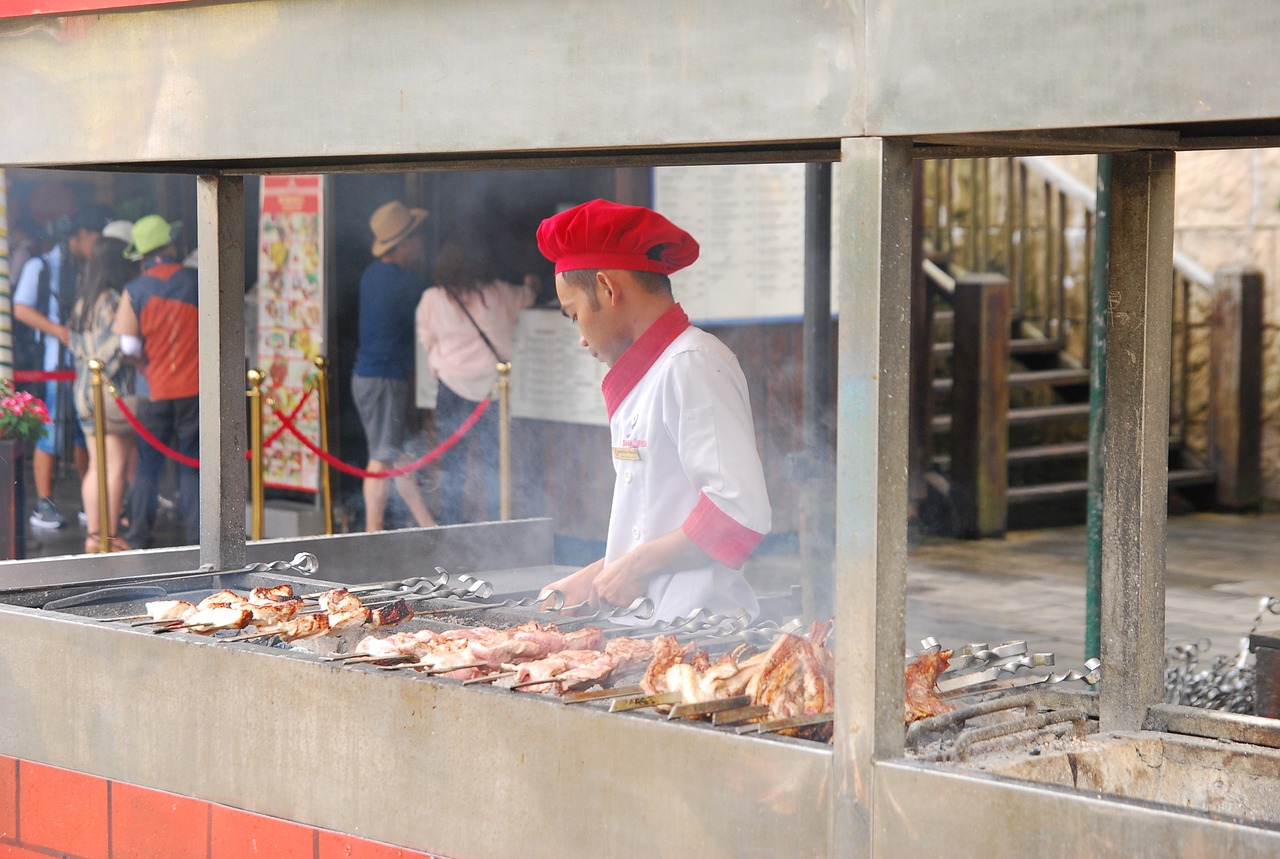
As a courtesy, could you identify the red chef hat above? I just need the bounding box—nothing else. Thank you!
[536,199,700,276]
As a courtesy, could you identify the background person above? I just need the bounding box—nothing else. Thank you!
[352,200,437,532]
[70,220,139,553]
[13,205,110,530]
[536,199,771,624]
[415,236,537,524]
[112,214,200,547]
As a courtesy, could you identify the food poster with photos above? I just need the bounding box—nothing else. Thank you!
[256,175,324,492]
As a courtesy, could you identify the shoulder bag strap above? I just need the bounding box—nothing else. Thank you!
[445,286,505,363]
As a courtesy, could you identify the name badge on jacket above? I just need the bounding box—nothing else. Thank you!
[612,446,641,461]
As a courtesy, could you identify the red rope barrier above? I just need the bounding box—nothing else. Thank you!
[271,396,490,479]
[14,369,75,383]
[110,382,487,481]
[263,387,312,450]
[111,391,200,468]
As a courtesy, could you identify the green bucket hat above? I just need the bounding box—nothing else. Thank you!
[125,214,178,260]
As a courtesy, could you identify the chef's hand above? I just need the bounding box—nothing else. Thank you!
[540,559,603,616]
[588,555,650,611]
[586,529,716,611]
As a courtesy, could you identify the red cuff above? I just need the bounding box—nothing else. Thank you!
[682,492,764,569]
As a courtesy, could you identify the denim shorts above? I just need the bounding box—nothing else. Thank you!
[37,379,85,457]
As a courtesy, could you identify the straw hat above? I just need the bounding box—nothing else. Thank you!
[369,200,428,257]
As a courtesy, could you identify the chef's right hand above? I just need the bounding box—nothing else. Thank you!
[540,558,603,615]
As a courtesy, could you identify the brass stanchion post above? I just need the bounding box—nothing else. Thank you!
[314,355,333,535]
[88,359,111,553]
[247,368,265,540]
[497,361,512,521]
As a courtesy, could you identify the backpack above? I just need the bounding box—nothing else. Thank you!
[12,255,52,373]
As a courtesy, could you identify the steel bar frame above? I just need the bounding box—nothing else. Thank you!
[0,2,1278,856]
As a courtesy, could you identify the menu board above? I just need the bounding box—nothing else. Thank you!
[509,309,608,426]
[256,175,325,492]
[653,163,808,323]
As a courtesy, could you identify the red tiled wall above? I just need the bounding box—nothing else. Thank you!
[0,756,447,859]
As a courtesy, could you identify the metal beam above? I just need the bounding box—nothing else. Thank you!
[1099,150,1175,733]
[833,136,913,857]
[197,174,247,569]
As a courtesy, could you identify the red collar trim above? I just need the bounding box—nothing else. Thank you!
[143,262,183,280]
[602,303,690,419]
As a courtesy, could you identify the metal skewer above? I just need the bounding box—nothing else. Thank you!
[463,671,515,686]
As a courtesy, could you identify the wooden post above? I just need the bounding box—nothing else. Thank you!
[1209,266,1263,510]
[950,273,1010,538]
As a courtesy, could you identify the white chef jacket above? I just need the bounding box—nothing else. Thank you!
[601,304,771,625]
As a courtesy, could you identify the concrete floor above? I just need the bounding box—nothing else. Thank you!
[743,510,1280,675]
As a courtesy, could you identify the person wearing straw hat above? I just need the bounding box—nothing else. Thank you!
[113,213,200,547]
[535,199,771,625]
[352,200,437,532]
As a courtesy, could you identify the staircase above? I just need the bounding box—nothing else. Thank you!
[915,156,1243,536]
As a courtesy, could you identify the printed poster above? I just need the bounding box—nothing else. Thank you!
[256,175,324,492]
[652,163,841,323]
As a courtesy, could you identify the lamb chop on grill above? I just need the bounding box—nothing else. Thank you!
[749,621,835,739]
[904,649,954,723]
[639,636,709,695]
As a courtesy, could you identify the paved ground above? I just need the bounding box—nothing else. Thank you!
[904,512,1280,670]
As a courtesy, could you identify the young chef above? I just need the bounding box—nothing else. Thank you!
[536,199,771,624]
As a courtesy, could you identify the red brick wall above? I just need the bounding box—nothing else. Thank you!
[0,755,447,859]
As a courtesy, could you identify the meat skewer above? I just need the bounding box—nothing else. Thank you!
[129,599,199,627]
[164,606,254,635]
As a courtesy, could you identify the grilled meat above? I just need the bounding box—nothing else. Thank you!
[249,583,293,604]
[603,637,658,674]
[271,613,331,641]
[466,621,603,668]
[246,598,301,627]
[196,590,246,611]
[143,600,197,623]
[561,626,604,651]
[183,606,253,633]
[368,598,414,629]
[437,626,498,641]
[318,588,365,615]
[750,621,835,739]
[354,629,439,659]
[327,607,371,635]
[511,650,617,695]
[904,650,954,723]
[639,636,698,695]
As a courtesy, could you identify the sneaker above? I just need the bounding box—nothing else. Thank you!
[29,497,66,531]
